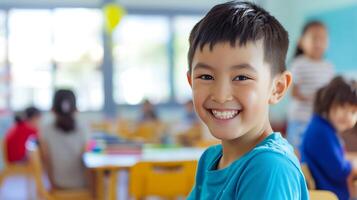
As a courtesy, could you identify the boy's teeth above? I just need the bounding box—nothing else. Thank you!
[212,110,239,120]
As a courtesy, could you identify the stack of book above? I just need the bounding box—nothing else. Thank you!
[88,132,143,155]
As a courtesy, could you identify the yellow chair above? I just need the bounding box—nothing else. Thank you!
[116,119,135,139]
[301,163,316,190]
[27,142,93,200]
[194,139,220,148]
[129,160,197,199]
[91,120,114,134]
[176,124,203,147]
[309,190,338,200]
[132,121,165,143]
[0,139,31,186]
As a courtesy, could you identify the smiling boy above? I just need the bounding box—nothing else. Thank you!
[187,1,309,199]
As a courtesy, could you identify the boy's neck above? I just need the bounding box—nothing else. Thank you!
[218,122,273,170]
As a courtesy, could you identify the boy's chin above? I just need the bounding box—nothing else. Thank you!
[210,129,245,141]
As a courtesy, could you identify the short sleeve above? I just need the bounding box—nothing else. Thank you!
[236,152,309,200]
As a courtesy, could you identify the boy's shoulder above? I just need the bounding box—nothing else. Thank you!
[247,133,300,169]
[238,134,304,190]
[199,133,300,171]
[198,144,222,167]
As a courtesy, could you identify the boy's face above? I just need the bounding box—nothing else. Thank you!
[188,41,282,141]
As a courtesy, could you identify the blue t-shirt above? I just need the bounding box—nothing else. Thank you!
[301,114,352,200]
[187,133,309,200]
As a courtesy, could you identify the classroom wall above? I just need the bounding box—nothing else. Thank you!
[263,0,357,62]
[309,4,357,78]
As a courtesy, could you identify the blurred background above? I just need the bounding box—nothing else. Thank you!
[0,0,356,123]
[0,0,356,199]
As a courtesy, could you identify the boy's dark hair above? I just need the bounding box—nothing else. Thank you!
[314,76,357,117]
[294,20,326,58]
[188,1,289,75]
[52,89,77,133]
[14,106,41,124]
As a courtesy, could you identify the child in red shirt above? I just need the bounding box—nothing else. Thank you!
[5,106,41,163]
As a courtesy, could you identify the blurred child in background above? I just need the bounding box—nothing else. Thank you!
[176,100,202,146]
[40,89,89,190]
[134,99,164,142]
[139,99,158,122]
[5,106,41,163]
[287,21,335,149]
[183,100,199,125]
[300,76,357,200]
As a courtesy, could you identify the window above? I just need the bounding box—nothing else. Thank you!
[8,8,103,111]
[173,16,201,103]
[4,8,202,110]
[113,15,170,105]
[0,11,7,109]
[53,8,104,111]
[8,10,53,110]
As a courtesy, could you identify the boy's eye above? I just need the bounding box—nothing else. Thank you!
[233,75,250,81]
[197,75,214,80]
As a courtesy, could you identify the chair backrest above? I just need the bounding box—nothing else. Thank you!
[309,190,338,200]
[91,121,114,134]
[116,119,134,138]
[301,163,316,189]
[129,160,197,199]
[27,141,53,200]
[1,139,10,167]
[194,139,220,148]
[27,141,93,200]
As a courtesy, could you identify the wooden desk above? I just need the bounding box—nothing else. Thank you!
[83,147,204,200]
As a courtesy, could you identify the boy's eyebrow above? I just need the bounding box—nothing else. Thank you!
[193,62,214,71]
[230,63,257,73]
[193,62,257,73]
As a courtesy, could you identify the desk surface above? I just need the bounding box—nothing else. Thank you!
[83,147,205,170]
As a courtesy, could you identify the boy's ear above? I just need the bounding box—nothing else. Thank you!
[187,71,192,88]
[268,71,292,104]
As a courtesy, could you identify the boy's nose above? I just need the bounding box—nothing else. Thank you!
[210,81,233,104]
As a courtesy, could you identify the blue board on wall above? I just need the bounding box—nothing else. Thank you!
[308,5,357,74]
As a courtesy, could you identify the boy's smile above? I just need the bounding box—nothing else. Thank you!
[188,40,275,141]
[211,109,241,120]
